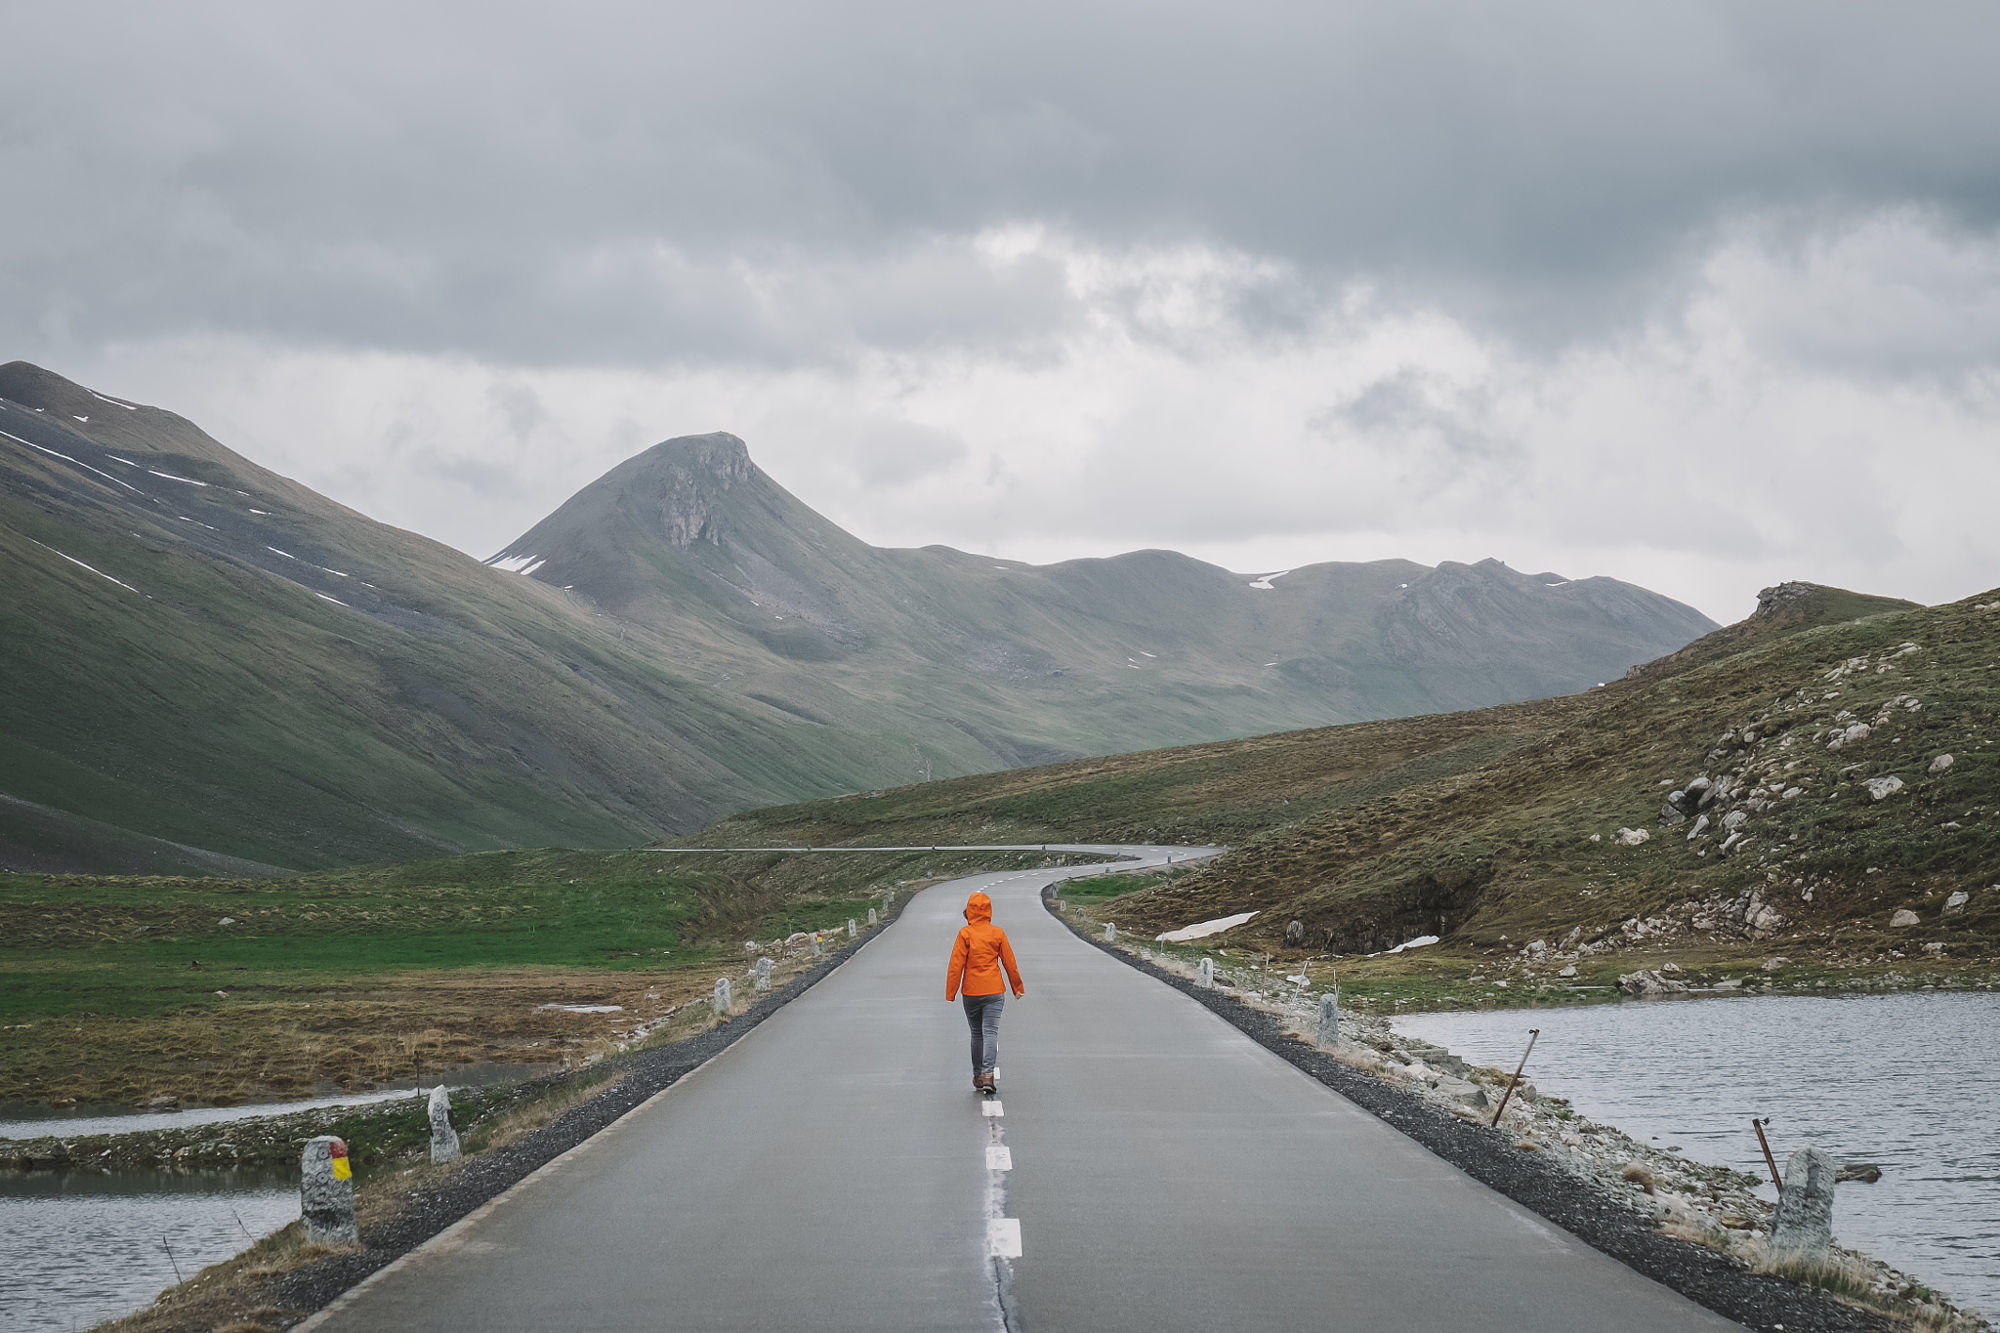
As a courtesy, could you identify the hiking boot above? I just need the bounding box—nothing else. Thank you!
[976,1071,996,1094]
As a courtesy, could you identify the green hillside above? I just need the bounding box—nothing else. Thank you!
[690,583,1999,982]
[0,364,924,871]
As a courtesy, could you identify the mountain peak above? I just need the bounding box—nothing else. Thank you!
[636,431,751,479]
[598,432,754,549]
[1753,581,1918,625]
[0,360,146,419]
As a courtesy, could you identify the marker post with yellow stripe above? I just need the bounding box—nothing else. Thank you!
[302,1134,360,1245]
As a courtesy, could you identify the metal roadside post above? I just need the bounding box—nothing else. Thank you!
[1489,1029,1541,1128]
[1753,1118,1783,1193]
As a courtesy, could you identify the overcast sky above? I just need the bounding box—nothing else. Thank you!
[7,1,2000,621]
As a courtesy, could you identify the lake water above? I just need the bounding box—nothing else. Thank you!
[0,1170,298,1333]
[0,1059,549,1142]
[0,1087,424,1143]
[1396,991,2000,1319]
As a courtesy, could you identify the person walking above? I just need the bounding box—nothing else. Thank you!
[945,890,1025,1095]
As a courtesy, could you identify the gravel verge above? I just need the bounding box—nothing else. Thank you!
[1046,888,1908,1333]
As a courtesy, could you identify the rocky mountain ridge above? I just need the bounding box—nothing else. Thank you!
[4,361,1716,871]
[484,429,1719,771]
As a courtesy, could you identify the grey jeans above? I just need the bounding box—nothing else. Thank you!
[962,992,1005,1075]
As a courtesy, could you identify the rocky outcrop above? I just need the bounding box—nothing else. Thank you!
[1617,969,1690,997]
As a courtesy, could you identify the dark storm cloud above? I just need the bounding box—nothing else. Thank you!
[4,1,1999,367]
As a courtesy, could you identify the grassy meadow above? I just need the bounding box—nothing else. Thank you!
[0,847,1092,1107]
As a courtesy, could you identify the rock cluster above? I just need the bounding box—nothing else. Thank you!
[1642,650,1943,871]
[1617,968,1689,997]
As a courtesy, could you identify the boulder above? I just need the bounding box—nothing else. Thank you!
[1890,908,1920,927]
[1556,964,1578,978]
[1284,918,1305,946]
[1761,957,1789,972]
[1615,827,1650,846]
[1928,753,1954,775]
[1434,1077,1489,1109]
[1944,890,1970,915]
[1616,969,1689,997]
[1686,814,1711,841]
[1864,775,1905,801]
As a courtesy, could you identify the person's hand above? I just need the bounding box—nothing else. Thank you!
[1013,987,1025,998]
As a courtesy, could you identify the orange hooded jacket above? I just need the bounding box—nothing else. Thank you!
[946,891,1025,1000]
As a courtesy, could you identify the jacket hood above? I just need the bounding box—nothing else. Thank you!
[964,891,992,924]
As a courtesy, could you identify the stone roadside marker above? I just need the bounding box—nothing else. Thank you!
[1316,992,1340,1049]
[713,976,732,1016]
[847,918,858,939]
[1770,1146,1836,1262]
[301,1135,359,1246]
[1105,923,1117,942]
[428,1086,460,1164]
[868,907,878,926]
[755,956,773,990]
[1198,957,1214,988]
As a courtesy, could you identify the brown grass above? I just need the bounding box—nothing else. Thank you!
[7,966,721,1108]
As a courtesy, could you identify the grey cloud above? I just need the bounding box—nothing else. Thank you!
[843,420,968,489]
[6,1,2000,368]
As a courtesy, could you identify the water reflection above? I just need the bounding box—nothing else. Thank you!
[0,1170,298,1333]
[1397,991,2000,1319]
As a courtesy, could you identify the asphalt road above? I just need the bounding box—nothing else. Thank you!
[304,848,1741,1332]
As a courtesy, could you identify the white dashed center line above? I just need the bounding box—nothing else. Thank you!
[987,1145,1012,1171]
[988,1217,1023,1259]
[981,1100,1003,1117]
